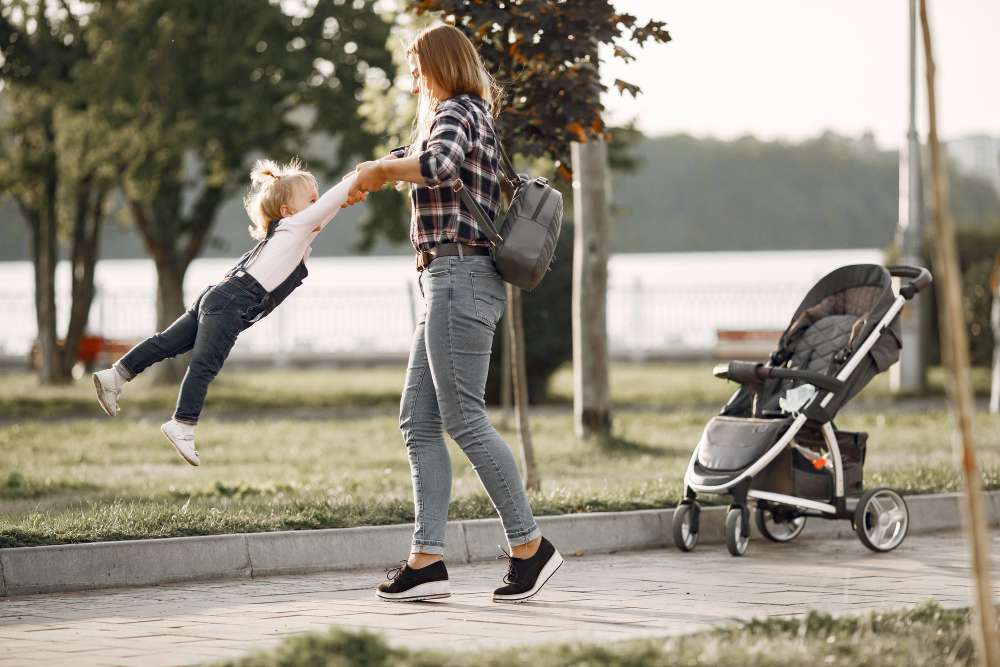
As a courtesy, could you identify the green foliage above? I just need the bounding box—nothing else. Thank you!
[611,133,1000,253]
[78,0,394,261]
[408,0,671,175]
[925,225,1000,367]
[219,601,988,667]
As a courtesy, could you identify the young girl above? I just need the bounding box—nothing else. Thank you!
[93,159,356,466]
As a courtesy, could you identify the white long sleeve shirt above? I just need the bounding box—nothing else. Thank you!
[244,174,356,291]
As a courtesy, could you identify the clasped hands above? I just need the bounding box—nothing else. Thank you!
[341,158,391,208]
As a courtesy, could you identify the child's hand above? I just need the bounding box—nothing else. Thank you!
[341,189,369,208]
[340,170,368,208]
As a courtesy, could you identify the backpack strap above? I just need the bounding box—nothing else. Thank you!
[452,180,504,246]
[446,96,518,246]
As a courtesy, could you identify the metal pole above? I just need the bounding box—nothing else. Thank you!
[892,0,929,394]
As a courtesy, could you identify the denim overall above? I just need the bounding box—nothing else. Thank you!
[116,220,308,424]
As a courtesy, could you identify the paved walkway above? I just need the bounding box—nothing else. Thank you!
[1,532,998,666]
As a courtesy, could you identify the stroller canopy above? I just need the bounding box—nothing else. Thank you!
[768,264,901,417]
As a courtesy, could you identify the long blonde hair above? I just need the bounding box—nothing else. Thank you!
[243,158,317,240]
[407,24,502,154]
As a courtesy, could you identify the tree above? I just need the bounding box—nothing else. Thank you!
[409,0,668,169]
[78,0,394,380]
[919,3,1000,664]
[0,1,112,384]
[409,0,670,439]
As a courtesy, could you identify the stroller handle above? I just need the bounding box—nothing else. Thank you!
[714,361,845,394]
[887,265,932,300]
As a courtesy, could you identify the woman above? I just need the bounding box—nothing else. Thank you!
[347,24,562,603]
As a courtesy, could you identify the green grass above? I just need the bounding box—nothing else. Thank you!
[219,601,990,666]
[1,362,993,419]
[1,405,997,547]
[1,363,997,547]
[0,365,407,419]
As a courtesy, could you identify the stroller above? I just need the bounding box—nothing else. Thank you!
[673,264,932,557]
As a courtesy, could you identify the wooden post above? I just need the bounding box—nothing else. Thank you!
[500,312,513,420]
[919,3,1000,665]
[991,267,999,415]
[571,139,612,439]
[506,284,540,491]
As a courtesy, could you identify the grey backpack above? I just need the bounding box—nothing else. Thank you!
[454,118,563,291]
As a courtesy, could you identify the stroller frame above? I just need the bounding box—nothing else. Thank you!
[676,265,932,556]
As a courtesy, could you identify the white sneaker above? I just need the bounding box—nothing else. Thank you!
[93,368,125,417]
[160,419,200,466]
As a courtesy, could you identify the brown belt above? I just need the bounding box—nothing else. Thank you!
[416,243,491,272]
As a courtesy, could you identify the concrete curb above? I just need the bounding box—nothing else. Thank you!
[2,490,997,597]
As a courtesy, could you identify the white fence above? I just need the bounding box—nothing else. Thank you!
[0,250,884,363]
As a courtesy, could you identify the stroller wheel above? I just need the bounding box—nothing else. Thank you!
[725,507,749,557]
[855,488,909,552]
[755,507,806,543]
[672,502,700,552]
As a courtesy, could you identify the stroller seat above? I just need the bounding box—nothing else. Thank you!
[696,416,793,472]
[759,313,860,413]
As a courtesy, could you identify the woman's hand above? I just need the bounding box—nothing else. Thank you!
[355,160,388,192]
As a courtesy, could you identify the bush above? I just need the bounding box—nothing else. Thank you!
[485,223,574,404]
[926,224,1000,367]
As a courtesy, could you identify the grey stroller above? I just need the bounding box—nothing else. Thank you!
[673,264,932,557]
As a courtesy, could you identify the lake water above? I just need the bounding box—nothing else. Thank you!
[0,249,883,360]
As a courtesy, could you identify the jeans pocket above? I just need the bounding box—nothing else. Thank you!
[470,271,506,327]
[200,288,236,316]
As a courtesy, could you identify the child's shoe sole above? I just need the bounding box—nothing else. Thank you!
[93,374,117,417]
[160,424,201,467]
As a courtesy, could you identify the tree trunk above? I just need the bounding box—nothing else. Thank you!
[919,3,1000,665]
[19,165,68,385]
[507,285,540,491]
[60,183,105,377]
[152,256,189,383]
[26,206,61,383]
[571,139,612,439]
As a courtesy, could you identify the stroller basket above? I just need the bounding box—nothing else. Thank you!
[752,426,867,499]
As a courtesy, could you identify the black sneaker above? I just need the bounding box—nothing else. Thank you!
[492,537,563,604]
[376,560,450,602]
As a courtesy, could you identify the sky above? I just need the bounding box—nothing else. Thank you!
[600,0,1000,148]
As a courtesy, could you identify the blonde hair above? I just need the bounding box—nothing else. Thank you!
[243,158,318,240]
[407,24,502,154]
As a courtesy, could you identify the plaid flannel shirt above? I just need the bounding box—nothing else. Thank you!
[392,95,502,252]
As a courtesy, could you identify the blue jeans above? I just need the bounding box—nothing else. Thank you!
[115,273,267,424]
[401,255,541,555]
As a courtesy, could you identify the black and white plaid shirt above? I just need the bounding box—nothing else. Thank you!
[393,95,501,252]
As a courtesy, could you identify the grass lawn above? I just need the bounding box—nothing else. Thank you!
[0,362,992,419]
[219,601,987,666]
[1,363,997,547]
[0,364,1000,546]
